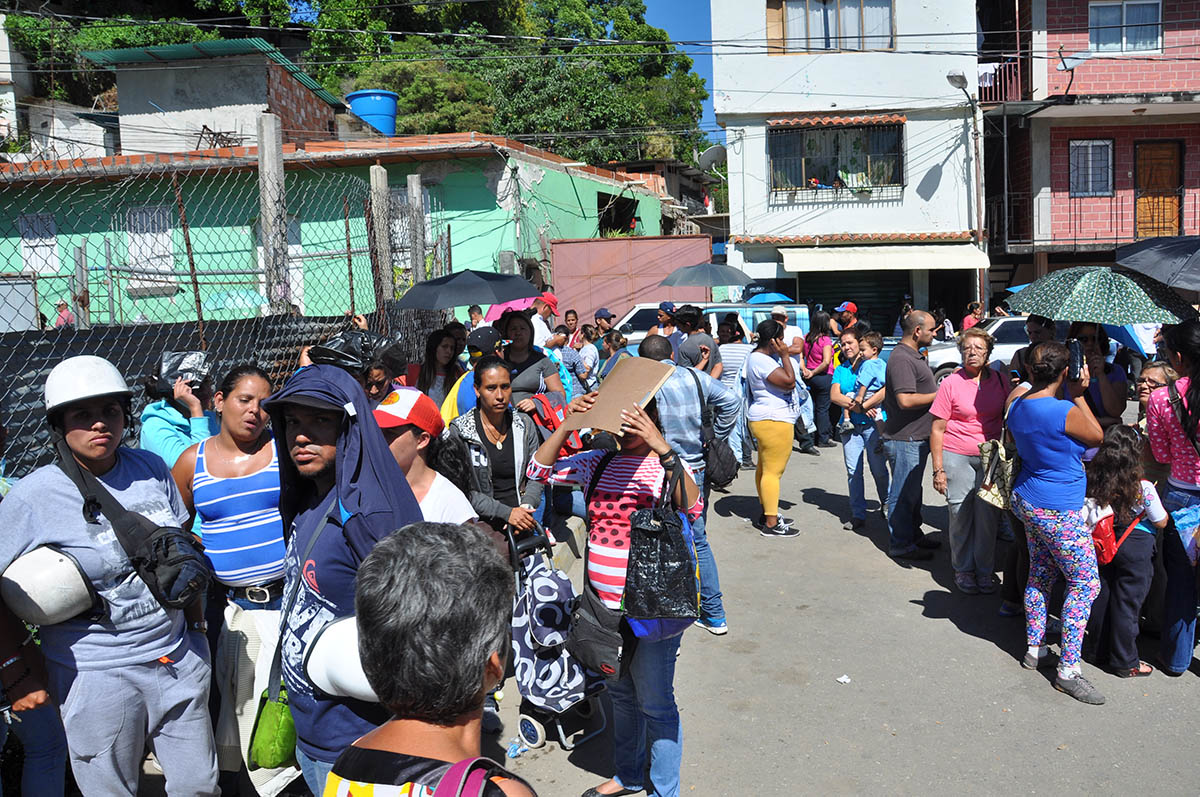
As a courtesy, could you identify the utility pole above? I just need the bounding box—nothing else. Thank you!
[369,164,394,300]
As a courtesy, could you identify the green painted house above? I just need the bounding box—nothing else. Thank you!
[0,133,665,331]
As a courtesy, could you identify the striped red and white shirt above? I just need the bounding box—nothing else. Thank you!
[528,450,702,608]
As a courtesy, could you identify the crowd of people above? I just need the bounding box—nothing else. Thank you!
[0,289,1194,797]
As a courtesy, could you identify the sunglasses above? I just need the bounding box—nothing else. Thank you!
[1136,377,1166,389]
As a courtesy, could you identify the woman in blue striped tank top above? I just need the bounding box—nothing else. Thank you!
[171,364,294,786]
[173,364,286,603]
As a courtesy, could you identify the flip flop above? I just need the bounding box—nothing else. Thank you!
[1116,661,1154,678]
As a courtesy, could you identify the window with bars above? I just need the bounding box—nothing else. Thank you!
[768,123,904,192]
[1089,1,1161,52]
[782,0,894,51]
[1068,140,1114,197]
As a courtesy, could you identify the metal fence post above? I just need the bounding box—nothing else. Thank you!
[343,195,356,317]
[103,237,117,324]
[368,164,394,302]
[257,113,289,314]
[171,171,207,350]
[72,242,91,329]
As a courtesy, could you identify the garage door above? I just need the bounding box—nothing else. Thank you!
[792,270,912,333]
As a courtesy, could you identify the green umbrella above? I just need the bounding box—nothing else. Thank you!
[1004,266,1197,325]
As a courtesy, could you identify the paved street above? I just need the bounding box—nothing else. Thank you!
[495,443,1200,796]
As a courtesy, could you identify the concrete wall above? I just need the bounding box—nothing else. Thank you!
[116,55,268,154]
[711,1,979,117]
[266,63,335,145]
[0,17,34,141]
[711,0,981,272]
[1045,0,1200,95]
[26,102,112,159]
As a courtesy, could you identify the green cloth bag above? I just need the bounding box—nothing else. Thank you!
[248,685,297,770]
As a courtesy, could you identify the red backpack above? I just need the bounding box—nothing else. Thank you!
[1092,512,1142,565]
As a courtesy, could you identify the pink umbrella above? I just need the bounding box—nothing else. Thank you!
[484,296,537,322]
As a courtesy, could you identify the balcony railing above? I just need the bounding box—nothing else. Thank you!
[979,59,1023,104]
[987,189,1190,252]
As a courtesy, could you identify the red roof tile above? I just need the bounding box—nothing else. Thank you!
[767,113,907,128]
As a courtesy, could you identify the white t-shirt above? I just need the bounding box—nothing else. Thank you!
[782,324,804,349]
[419,472,478,524]
[531,314,554,349]
[746,350,799,423]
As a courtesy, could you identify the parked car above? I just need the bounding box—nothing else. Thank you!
[614,302,810,349]
[926,317,1071,383]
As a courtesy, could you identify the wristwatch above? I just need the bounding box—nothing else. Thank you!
[190,621,208,633]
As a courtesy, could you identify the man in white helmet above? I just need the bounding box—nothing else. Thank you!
[0,355,219,796]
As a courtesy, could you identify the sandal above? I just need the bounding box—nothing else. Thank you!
[1116,661,1154,678]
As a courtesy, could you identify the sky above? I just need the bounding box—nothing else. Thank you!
[644,0,723,145]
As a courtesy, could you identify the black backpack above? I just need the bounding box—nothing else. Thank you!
[685,368,738,489]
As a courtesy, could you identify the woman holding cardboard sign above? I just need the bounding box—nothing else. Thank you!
[529,396,699,797]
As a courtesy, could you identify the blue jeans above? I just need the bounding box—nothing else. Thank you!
[1161,486,1199,674]
[842,423,889,521]
[608,633,683,797]
[0,702,67,797]
[297,746,334,795]
[690,468,724,624]
[883,438,929,555]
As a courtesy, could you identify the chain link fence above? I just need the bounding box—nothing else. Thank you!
[0,145,449,478]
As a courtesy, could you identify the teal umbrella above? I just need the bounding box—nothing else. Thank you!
[1004,266,1197,325]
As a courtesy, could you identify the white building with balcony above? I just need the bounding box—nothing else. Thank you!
[712,0,988,330]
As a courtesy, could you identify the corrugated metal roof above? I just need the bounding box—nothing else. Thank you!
[81,38,344,109]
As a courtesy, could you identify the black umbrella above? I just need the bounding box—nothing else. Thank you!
[393,269,540,310]
[1116,236,1200,291]
[659,262,753,287]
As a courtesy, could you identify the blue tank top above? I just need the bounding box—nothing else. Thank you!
[1009,396,1087,512]
[192,435,286,587]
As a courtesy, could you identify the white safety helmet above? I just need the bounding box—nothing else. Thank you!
[1,546,101,626]
[302,616,378,703]
[44,355,132,415]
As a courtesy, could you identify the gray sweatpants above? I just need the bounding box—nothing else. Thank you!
[49,633,219,796]
[943,450,999,577]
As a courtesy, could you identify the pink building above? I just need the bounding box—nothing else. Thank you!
[979,0,1200,287]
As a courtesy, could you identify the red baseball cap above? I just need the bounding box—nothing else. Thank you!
[538,292,559,315]
[834,301,857,314]
[373,387,444,437]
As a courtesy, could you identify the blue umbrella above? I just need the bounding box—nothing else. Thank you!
[1005,282,1031,294]
[747,292,794,304]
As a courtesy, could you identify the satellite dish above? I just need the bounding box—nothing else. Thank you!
[697,144,727,172]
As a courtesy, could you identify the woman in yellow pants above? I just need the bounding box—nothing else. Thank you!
[745,320,802,538]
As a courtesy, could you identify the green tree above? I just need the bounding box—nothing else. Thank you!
[353,39,493,135]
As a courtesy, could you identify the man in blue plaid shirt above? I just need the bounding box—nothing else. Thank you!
[638,335,740,635]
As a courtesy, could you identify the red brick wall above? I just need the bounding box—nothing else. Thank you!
[1048,122,1200,244]
[266,63,335,146]
[1046,0,1200,94]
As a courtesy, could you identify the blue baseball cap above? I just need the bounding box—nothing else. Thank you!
[658,301,676,313]
[594,307,614,320]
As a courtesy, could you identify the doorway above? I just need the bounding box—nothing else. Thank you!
[1135,141,1182,239]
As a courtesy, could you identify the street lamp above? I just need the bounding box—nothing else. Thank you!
[947,70,986,304]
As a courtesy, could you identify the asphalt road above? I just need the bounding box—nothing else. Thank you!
[492,442,1200,796]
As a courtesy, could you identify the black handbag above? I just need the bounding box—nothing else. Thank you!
[685,368,738,489]
[623,463,699,622]
[55,438,211,611]
[565,452,632,681]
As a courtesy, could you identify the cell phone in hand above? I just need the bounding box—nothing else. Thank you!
[1067,339,1084,382]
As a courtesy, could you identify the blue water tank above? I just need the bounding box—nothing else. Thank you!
[345,90,399,136]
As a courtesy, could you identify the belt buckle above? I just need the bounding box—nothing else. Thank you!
[245,585,271,604]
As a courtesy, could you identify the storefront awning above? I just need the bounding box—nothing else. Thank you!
[780,243,989,272]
